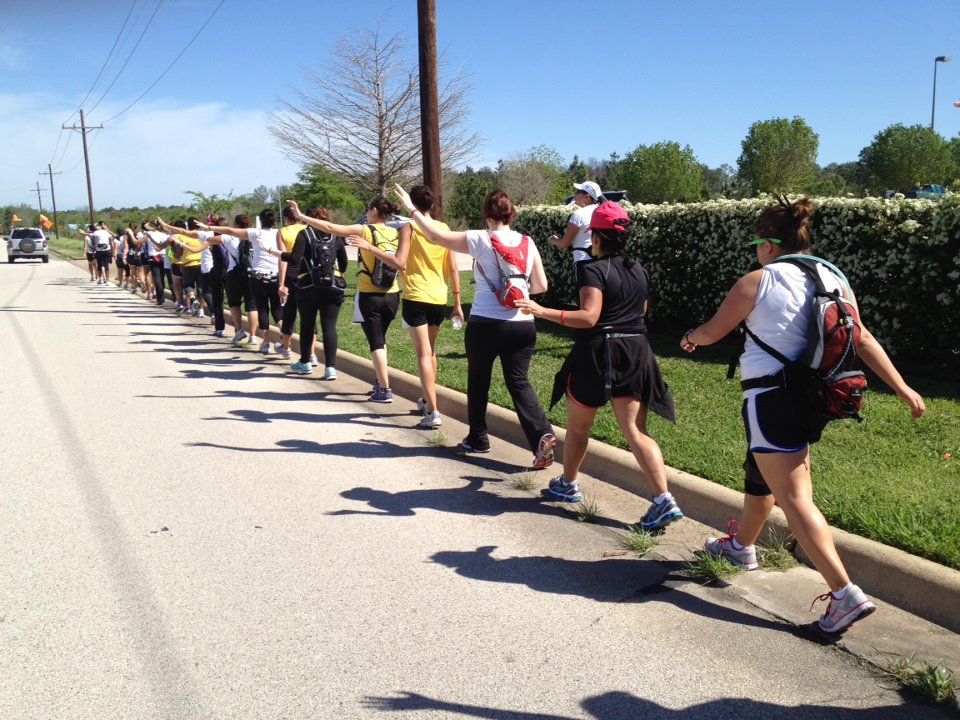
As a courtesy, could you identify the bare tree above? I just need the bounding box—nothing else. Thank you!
[270,26,478,198]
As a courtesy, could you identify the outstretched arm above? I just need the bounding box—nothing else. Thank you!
[392,184,469,253]
[681,270,762,351]
[286,200,364,238]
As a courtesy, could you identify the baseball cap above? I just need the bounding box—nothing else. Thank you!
[573,181,601,201]
[590,201,630,231]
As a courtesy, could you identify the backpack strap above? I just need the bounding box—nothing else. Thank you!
[358,224,378,277]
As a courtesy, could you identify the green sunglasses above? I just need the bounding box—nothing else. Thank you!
[747,237,782,245]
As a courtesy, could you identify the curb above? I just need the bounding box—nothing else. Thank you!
[63,253,960,636]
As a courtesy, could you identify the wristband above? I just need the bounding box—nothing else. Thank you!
[560,310,566,326]
[452,291,461,295]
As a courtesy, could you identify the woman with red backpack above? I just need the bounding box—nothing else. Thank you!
[392,184,557,471]
[681,196,925,633]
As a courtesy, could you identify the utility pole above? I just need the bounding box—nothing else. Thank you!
[31,181,46,214]
[417,0,443,218]
[40,164,62,239]
[63,109,102,226]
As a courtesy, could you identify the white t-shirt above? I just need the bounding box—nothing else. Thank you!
[245,228,279,276]
[568,204,597,263]
[92,229,112,252]
[741,259,847,395]
[146,230,168,256]
[196,230,215,273]
[465,229,540,322]
[218,234,241,273]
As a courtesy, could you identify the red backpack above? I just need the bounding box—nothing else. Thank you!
[475,232,532,309]
[741,256,867,422]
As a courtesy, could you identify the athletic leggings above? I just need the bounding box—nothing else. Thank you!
[148,259,167,304]
[464,318,553,452]
[200,271,226,332]
[280,282,299,336]
[297,285,345,366]
[248,275,281,331]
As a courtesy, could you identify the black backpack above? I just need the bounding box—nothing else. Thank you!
[738,256,867,422]
[298,227,340,289]
[359,224,398,290]
[237,238,252,274]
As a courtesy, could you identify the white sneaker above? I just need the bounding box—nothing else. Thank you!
[323,366,337,381]
[704,520,758,569]
[814,584,876,633]
[278,345,292,360]
[309,354,319,366]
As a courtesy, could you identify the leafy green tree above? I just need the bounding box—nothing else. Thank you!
[287,165,364,216]
[608,141,704,203]
[701,163,736,198]
[565,155,589,184]
[859,124,954,193]
[498,145,568,205]
[446,166,499,228]
[737,116,819,194]
[185,190,235,217]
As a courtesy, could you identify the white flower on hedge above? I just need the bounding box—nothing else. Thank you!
[900,219,921,233]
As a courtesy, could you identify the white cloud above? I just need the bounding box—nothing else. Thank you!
[0,93,299,210]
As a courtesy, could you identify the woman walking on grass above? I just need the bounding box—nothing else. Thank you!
[392,184,556,470]
[287,197,402,403]
[515,201,683,530]
[681,196,925,633]
[395,185,464,430]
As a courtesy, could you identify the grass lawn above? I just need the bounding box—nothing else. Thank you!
[331,268,960,571]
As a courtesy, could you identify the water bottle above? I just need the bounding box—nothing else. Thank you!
[451,315,463,330]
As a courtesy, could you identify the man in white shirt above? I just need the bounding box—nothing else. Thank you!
[91,222,114,285]
[548,181,601,291]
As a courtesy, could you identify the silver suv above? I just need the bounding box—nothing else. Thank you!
[6,227,49,263]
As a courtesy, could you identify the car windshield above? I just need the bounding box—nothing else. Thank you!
[12,228,43,239]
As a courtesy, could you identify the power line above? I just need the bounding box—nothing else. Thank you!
[102,0,225,125]
[72,0,142,120]
[88,0,165,115]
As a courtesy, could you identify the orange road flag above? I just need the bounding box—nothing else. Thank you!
[40,214,53,229]
[11,214,21,222]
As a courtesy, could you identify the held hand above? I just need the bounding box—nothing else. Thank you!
[513,298,543,316]
[286,200,302,218]
[451,305,465,322]
[346,235,371,250]
[547,234,560,246]
[392,184,415,214]
[278,285,289,298]
[196,220,209,230]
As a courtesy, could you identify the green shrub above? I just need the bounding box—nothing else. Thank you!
[515,195,960,359]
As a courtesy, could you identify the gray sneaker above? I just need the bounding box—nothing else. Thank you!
[814,584,876,633]
[416,411,442,429]
[547,476,583,503]
[416,397,428,416]
[640,495,684,531]
[278,345,292,360]
[260,340,273,356]
[231,330,248,346]
[704,520,758,569]
[370,386,394,403]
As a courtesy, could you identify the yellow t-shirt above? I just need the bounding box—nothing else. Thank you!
[177,234,202,267]
[279,223,306,253]
[357,224,400,294]
[401,219,451,304]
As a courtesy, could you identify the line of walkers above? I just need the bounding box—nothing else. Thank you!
[99,185,926,636]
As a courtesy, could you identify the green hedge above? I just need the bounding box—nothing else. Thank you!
[515,195,960,359]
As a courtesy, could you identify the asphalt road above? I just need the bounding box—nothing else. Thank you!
[1,258,953,720]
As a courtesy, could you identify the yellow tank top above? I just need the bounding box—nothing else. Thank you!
[402,219,450,303]
[279,223,305,253]
[357,224,400,294]
[177,234,202,267]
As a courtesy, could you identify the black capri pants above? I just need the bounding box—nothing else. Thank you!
[248,274,281,329]
[358,291,400,351]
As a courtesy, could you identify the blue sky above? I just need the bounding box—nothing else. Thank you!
[2,0,958,210]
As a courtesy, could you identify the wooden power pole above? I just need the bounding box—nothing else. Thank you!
[417,0,443,218]
[63,109,102,227]
[40,164,62,239]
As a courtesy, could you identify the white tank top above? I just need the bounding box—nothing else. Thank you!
[740,259,847,390]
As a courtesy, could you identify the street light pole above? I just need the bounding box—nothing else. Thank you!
[931,55,952,130]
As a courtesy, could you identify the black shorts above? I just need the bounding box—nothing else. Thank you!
[95,250,112,269]
[181,265,201,292]
[86,252,95,262]
[402,299,445,327]
[116,257,128,270]
[225,269,253,309]
[171,264,182,278]
[742,386,827,454]
[128,254,142,267]
[358,291,400,351]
